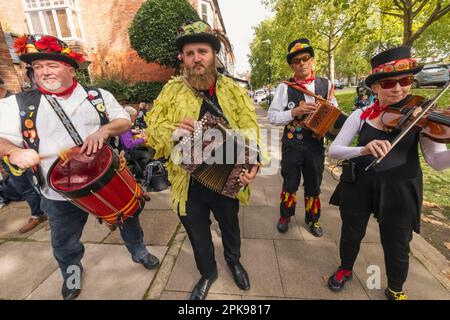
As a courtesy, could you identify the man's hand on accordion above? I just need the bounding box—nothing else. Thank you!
[291,101,319,118]
[172,118,196,140]
[239,165,259,186]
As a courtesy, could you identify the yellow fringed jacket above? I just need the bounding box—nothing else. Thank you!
[144,75,262,215]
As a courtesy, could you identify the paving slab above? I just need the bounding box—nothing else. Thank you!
[274,239,369,299]
[0,206,47,240]
[103,209,179,246]
[144,189,173,210]
[351,242,450,300]
[0,242,58,299]
[243,206,303,240]
[166,236,284,298]
[27,244,167,300]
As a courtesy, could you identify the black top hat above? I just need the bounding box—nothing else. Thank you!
[286,38,314,64]
[176,21,221,53]
[365,46,423,87]
[14,35,85,69]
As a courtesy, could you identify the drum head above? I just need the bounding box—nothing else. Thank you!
[48,145,113,192]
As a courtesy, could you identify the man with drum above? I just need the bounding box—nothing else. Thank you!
[0,35,159,300]
[268,38,338,237]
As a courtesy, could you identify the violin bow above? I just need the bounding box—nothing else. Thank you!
[365,81,450,171]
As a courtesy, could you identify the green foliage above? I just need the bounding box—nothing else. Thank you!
[91,78,166,103]
[129,0,200,68]
[253,0,449,89]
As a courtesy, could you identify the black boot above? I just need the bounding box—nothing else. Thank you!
[61,279,81,300]
[305,218,323,237]
[133,253,160,270]
[277,216,290,233]
[190,273,218,300]
[327,268,353,292]
[227,262,250,290]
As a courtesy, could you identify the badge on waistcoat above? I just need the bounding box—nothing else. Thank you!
[288,102,295,109]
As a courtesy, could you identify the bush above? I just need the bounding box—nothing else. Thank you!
[92,79,166,103]
[129,0,200,68]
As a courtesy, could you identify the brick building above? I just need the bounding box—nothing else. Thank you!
[0,22,21,92]
[0,0,235,87]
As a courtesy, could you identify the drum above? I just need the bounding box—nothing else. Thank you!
[47,145,145,225]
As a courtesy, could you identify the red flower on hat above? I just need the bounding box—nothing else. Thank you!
[35,36,62,53]
[67,50,86,63]
[13,36,28,55]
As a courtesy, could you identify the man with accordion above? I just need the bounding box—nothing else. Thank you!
[145,21,261,300]
[268,38,338,237]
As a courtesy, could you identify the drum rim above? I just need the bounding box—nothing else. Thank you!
[47,145,119,198]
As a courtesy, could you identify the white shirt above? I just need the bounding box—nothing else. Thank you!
[0,84,130,200]
[268,80,339,126]
[328,106,450,171]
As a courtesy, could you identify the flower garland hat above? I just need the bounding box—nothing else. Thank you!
[365,46,423,87]
[13,34,85,69]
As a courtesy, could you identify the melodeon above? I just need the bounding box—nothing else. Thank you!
[283,81,343,139]
[178,111,259,199]
[300,100,342,138]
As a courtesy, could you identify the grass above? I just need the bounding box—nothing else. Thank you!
[335,87,450,114]
[334,87,450,219]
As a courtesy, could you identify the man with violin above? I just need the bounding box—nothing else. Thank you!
[327,46,450,300]
[0,35,159,300]
[268,38,338,237]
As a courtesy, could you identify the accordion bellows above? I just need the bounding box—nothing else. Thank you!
[179,112,258,199]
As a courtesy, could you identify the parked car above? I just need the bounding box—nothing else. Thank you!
[333,79,345,89]
[253,89,268,104]
[413,64,449,88]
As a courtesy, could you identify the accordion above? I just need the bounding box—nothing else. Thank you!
[283,80,342,138]
[178,111,259,199]
[300,100,342,138]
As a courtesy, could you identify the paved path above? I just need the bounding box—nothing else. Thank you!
[0,106,448,300]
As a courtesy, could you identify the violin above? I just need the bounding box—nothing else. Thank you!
[381,94,450,143]
[365,82,450,170]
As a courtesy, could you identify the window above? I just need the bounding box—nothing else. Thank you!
[199,0,214,27]
[23,0,85,41]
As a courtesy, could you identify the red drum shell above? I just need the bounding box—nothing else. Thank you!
[47,145,144,224]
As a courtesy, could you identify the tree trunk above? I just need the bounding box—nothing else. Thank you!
[328,52,335,83]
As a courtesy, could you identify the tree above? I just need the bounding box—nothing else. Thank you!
[377,0,450,46]
[129,0,200,69]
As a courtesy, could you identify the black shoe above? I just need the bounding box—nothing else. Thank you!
[385,287,408,300]
[61,280,81,300]
[133,253,160,270]
[227,262,250,290]
[305,218,323,237]
[327,268,353,292]
[277,216,290,233]
[190,274,218,300]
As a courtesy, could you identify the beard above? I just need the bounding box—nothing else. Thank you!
[41,79,63,91]
[185,62,217,91]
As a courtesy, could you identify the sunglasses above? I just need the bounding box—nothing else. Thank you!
[291,55,312,65]
[378,75,414,89]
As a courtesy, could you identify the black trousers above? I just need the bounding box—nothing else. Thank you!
[339,210,413,291]
[280,144,325,221]
[179,180,241,279]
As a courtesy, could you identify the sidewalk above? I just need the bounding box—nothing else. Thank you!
[0,106,448,300]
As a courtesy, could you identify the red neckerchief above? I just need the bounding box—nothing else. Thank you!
[294,71,316,90]
[38,78,78,97]
[360,100,388,120]
[208,80,216,97]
